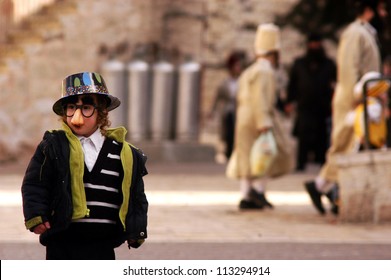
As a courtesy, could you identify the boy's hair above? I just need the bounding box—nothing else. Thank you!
[61,94,111,135]
[226,50,247,70]
[96,95,111,135]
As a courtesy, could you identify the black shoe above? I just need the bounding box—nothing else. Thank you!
[326,184,339,215]
[304,181,325,215]
[239,199,264,210]
[249,189,274,209]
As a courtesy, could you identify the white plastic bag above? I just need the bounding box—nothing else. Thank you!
[250,130,277,177]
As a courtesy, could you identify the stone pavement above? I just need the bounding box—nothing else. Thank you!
[1,155,391,260]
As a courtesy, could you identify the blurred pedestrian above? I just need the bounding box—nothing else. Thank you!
[345,71,390,150]
[226,23,292,210]
[210,50,247,160]
[286,33,336,171]
[304,0,386,216]
[21,72,148,259]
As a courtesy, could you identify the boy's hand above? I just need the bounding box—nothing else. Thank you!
[33,221,51,234]
[127,239,144,249]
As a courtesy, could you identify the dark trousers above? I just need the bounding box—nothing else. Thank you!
[46,238,115,260]
[223,112,235,159]
[295,117,329,170]
[296,134,327,168]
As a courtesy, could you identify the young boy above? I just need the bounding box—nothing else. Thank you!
[21,72,148,260]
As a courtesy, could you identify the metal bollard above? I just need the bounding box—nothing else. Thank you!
[151,61,176,141]
[362,76,391,150]
[127,60,151,141]
[101,59,127,128]
[175,60,201,142]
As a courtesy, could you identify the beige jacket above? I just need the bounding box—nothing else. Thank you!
[227,58,292,178]
[320,19,381,183]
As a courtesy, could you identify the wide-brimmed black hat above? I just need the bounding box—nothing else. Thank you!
[52,72,120,116]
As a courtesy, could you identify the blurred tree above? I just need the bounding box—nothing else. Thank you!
[276,0,391,57]
[275,0,353,41]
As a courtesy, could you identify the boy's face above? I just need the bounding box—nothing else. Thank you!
[65,94,100,137]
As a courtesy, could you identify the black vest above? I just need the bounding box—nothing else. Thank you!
[68,138,124,240]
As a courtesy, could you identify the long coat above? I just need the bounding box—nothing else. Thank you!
[227,58,292,178]
[320,19,381,183]
[287,52,336,133]
[287,51,336,167]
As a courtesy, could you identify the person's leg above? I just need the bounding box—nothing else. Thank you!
[224,112,235,159]
[314,122,328,165]
[296,136,308,171]
[46,238,72,260]
[325,183,339,215]
[316,178,339,215]
[73,242,115,260]
[251,177,273,208]
[238,178,263,209]
[304,175,329,215]
[46,238,115,260]
[305,176,339,215]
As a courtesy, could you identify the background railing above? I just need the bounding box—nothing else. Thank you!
[0,0,56,43]
[362,77,391,150]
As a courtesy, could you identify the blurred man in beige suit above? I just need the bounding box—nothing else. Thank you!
[226,23,292,210]
[305,0,387,215]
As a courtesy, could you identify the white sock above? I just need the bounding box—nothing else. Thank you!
[240,179,252,200]
[252,177,268,193]
[315,177,335,193]
[314,176,325,192]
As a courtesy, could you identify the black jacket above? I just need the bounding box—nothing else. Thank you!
[21,129,148,248]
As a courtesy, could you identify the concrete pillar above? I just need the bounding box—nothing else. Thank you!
[127,60,151,141]
[175,61,201,142]
[151,61,176,141]
[101,59,127,128]
[336,150,391,223]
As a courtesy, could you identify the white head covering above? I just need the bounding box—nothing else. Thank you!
[354,71,390,99]
[254,23,281,56]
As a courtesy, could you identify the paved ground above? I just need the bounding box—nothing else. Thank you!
[1,154,391,260]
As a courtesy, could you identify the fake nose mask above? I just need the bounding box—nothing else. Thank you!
[71,107,84,125]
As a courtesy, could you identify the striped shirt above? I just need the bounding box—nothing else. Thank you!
[71,138,124,239]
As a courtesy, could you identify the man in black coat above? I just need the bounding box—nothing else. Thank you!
[286,33,337,171]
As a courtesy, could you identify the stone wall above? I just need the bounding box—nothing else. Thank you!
[337,151,391,223]
[0,0,338,160]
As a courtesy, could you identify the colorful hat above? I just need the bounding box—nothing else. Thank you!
[254,23,281,56]
[52,72,120,116]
